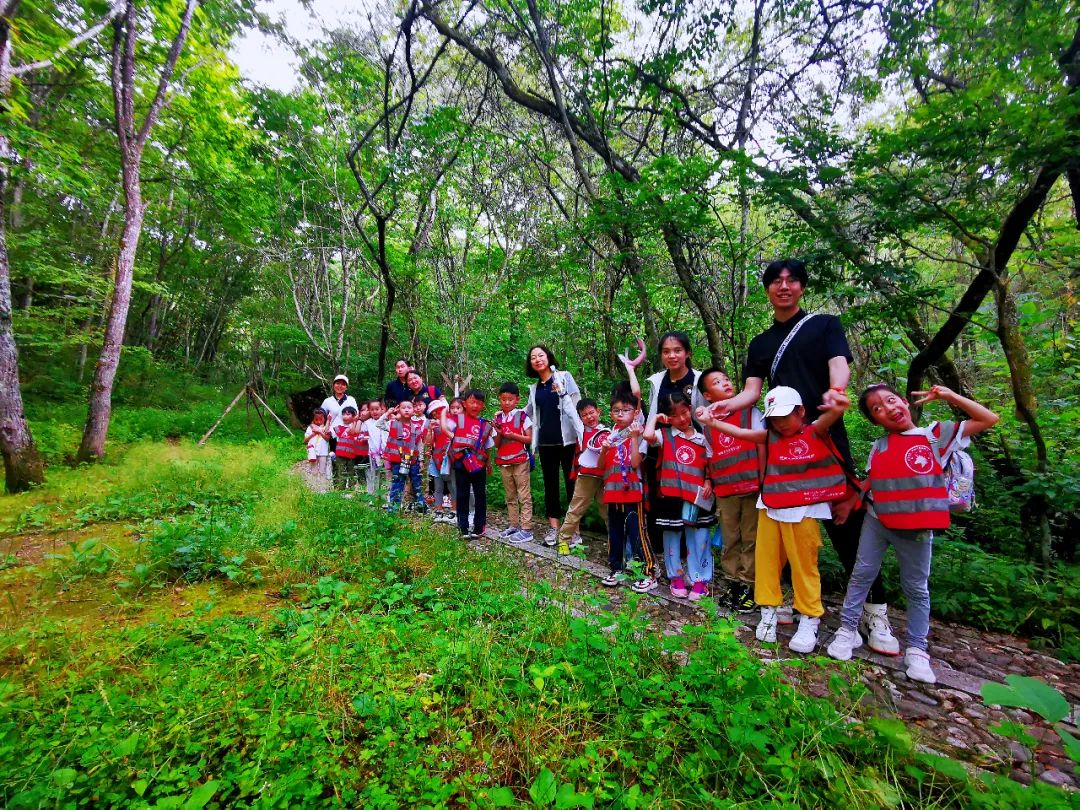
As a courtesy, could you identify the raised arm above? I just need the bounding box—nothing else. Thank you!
[811,390,850,436]
[913,386,999,437]
[697,408,768,444]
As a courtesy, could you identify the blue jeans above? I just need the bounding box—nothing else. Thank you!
[663,527,713,585]
[455,467,487,534]
[839,511,933,650]
[608,502,652,575]
[389,461,426,512]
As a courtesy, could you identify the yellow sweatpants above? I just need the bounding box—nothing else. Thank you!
[754,512,823,618]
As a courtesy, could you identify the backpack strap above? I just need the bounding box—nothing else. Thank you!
[769,313,816,382]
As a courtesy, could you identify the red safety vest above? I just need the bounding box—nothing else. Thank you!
[572,425,608,479]
[658,427,708,503]
[333,424,363,459]
[430,422,451,468]
[760,426,846,508]
[494,411,529,466]
[602,435,644,504]
[355,423,370,458]
[383,421,417,463]
[868,433,951,530]
[450,415,491,465]
[707,410,759,497]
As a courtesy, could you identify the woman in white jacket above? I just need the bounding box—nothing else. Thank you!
[525,344,581,546]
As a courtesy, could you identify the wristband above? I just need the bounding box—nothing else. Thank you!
[830,386,845,392]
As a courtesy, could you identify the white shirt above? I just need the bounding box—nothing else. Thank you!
[364,417,388,460]
[304,424,329,457]
[320,394,358,430]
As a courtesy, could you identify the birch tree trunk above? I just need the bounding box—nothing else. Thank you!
[77,0,196,461]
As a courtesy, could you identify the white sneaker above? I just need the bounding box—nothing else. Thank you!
[789,615,821,654]
[776,604,794,625]
[756,607,778,643]
[631,577,658,593]
[569,532,583,548]
[904,647,937,684]
[827,627,864,661]
[542,528,558,547]
[861,603,901,655]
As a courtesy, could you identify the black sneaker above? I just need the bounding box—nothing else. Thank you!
[728,583,755,613]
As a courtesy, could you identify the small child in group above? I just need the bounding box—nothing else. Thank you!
[377,400,427,514]
[493,382,534,543]
[426,399,456,523]
[827,384,998,684]
[410,396,431,508]
[440,389,494,539]
[599,390,655,592]
[353,402,372,482]
[644,392,716,601]
[696,367,764,612]
[556,398,610,556]
[331,406,364,490]
[304,408,331,480]
[364,399,387,498]
[701,385,849,653]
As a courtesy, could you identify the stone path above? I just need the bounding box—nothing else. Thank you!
[298,465,1080,789]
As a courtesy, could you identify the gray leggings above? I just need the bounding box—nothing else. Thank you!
[433,472,456,507]
[839,511,933,650]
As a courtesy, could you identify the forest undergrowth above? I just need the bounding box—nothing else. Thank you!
[0,438,1076,808]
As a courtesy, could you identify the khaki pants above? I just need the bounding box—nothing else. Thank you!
[717,493,758,584]
[754,513,823,618]
[499,462,533,528]
[558,475,607,543]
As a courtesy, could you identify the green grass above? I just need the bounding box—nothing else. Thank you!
[0,440,1075,807]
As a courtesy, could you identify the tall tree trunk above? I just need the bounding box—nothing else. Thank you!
[0,6,45,492]
[77,0,196,461]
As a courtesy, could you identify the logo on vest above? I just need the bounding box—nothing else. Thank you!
[715,432,735,448]
[787,439,810,457]
[904,444,935,474]
[675,444,697,465]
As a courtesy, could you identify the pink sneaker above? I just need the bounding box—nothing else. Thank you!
[688,581,709,602]
[669,577,689,598]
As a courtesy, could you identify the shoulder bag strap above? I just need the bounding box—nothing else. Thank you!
[769,313,816,382]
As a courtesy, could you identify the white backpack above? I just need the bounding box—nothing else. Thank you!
[936,421,976,513]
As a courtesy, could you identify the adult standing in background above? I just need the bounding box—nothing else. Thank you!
[320,374,358,429]
[710,258,900,655]
[384,358,413,406]
[405,370,441,407]
[525,345,581,547]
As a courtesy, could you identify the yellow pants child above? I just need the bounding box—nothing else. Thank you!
[753,512,823,619]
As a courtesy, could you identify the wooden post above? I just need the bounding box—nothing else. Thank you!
[248,387,294,436]
[198,387,247,446]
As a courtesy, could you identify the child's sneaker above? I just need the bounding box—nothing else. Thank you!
[688,581,709,602]
[776,604,794,625]
[669,577,689,598]
[755,607,778,643]
[861,603,901,655]
[827,627,863,661]
[631,577,658,593]
[443,496,452,508]
[788,615,821,654]
[542,528,558,547]
[499,526,519,538]
[904,647,937,684]
[601,573,620,587]
[509,530,532,544]
[727,583,756,613]
[569,533,583,548]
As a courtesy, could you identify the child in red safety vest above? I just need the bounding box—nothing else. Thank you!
[696,368,764,612]
[426,399,456,524]
[599,390,655,592]
[331,406,364,490]
[827,384,998,684]
[376,400,428,514]
[493,382,535,543]
[644,392,716,601]
[701,385,849,654]
[439,389,495,539]
[556,398,610,556]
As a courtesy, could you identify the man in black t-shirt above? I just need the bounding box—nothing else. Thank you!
[714,259,900,656]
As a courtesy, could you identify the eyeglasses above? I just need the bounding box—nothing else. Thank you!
[611,408,634,416]
[767,276,801,288]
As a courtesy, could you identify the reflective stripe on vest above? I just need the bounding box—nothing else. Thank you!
[384,421,419,462]
[432,425,451,467]
[495,411,529,465]
[707,410,759,496]
[602,437,643,503]
[658,427,707,502]
[334,425,363,458]
[451,415,490,464]
[869,433,951,530]
[761,427,846,508]
[355,425,370,457]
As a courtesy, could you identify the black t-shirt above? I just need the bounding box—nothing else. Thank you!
[535,378,563,445]
[384,379,411,407]
[657,369,697,413]
[744,310,855,464]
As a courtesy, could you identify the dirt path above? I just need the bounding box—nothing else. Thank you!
[297,464,1080,790]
